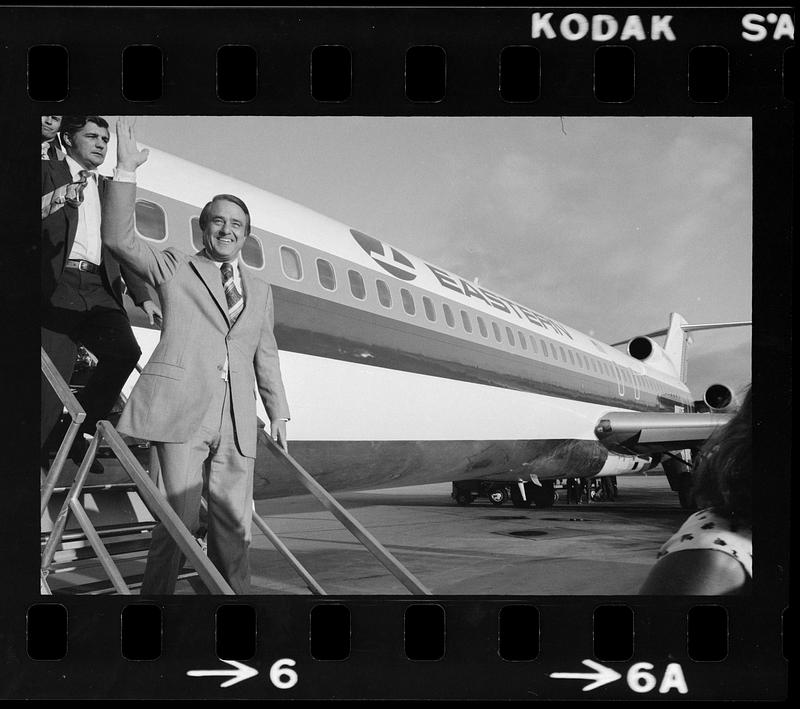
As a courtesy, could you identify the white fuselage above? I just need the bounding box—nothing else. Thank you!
[113,143,692,498]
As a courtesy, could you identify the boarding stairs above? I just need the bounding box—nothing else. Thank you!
[40,348,430,595]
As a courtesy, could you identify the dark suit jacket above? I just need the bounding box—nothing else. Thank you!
[41,159,150,309]
[43,137,65,162]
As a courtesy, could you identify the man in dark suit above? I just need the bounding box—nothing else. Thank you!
[41,115,161,469]
[103,118,290,594]
[41,115,64,161]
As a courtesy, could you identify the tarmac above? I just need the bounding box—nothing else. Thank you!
[246,473,686,596]
[44,473,688,595]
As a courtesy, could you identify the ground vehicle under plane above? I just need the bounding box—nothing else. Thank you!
[114,141,744,506]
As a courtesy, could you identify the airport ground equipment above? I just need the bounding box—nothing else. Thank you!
[452,479,556,508]
[452,480,511,506]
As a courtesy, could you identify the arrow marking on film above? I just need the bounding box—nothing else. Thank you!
[550,659,622,692]
[187,659,259,688]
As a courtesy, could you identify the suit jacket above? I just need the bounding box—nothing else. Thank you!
[42,138,65,161]
[101,180,290,458]
[41,159,151,309]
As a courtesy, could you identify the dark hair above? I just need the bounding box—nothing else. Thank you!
[198,194,251,236]
[60,116,110,145]
[691,386,752,520]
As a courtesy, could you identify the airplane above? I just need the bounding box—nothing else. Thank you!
[87,137,747,510]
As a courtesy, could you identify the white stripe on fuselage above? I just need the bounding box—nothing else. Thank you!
[128,327,633,442]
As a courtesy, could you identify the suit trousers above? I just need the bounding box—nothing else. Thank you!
[140,378,255,595]
[41,268,141,447]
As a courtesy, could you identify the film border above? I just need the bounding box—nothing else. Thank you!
[0,5,792,701]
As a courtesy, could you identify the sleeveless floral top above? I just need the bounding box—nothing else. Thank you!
[657,508,752,578]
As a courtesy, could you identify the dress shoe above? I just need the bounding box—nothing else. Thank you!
[69,436,104,475]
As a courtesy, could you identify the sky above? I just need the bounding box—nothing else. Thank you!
[129,115,752,400]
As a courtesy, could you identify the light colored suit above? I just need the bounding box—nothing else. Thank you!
[102,180,290,593]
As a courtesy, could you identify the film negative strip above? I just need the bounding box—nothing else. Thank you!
[0,5,791,701]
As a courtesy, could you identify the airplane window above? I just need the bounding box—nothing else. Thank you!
[506,327,515,346]
[317,258,337,291]
[280,246,303,280]
[559,347,567,362]
[528,335,537,353]
[348,269,366,300]
[542,340,549,357]
[492,322,502,342]
[568,350,575,365]
[401,288,416,315]
[190,216,204,250]
[550,344,558,359]
[460,310,473,333]
[592,359,598,372]
[241,234,264,269]
[376,279,392,308]
[477,316,488,338]
[135,200,167,242]
[443,303,455,327]
[518,331,527,350]
[422,296,436,321]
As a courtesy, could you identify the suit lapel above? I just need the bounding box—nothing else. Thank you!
[54,161,80,263]
[190,252,231,326]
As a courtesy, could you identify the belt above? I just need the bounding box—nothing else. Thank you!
[65,259,100,274]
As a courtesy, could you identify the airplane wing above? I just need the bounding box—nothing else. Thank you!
[594,411,733,456]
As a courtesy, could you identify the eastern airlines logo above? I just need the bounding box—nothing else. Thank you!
[350,228,573,341]
[351,229,417,281]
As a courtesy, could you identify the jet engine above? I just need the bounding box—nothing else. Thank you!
[626,336,677,376]
[703,383,738,412]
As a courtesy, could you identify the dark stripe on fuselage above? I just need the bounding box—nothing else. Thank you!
[272,286,678,412]
[253,438,610,499]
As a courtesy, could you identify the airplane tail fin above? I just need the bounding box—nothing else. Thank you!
[663,312,690,383]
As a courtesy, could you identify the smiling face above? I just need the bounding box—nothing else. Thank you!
[201,198,249,262]
[63,121,109,169]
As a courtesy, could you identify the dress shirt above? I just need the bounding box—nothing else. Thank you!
[65,155,102,265]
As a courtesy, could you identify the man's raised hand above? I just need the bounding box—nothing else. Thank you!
[116,116,150,172]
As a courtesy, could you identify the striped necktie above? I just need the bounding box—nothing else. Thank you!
[220,261,244,324]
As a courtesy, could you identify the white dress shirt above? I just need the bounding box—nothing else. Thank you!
[65,155,102,265]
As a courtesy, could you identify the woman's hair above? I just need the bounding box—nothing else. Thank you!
[691,386,752,519]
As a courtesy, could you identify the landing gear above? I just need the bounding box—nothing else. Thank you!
[510,481,556,508]
[677,474,696,510]
[529,480,556,508]
[510,483,533,508]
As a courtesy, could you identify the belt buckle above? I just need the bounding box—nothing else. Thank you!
[78,260,89,272]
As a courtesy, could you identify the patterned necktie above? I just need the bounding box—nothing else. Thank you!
[41,170,94,219]
[66,170,93,207]
[220,261,244,324]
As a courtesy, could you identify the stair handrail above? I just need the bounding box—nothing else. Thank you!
[261,433,431,596]
[40,347,86,516]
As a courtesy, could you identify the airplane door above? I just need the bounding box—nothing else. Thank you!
[612,363,624,398]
